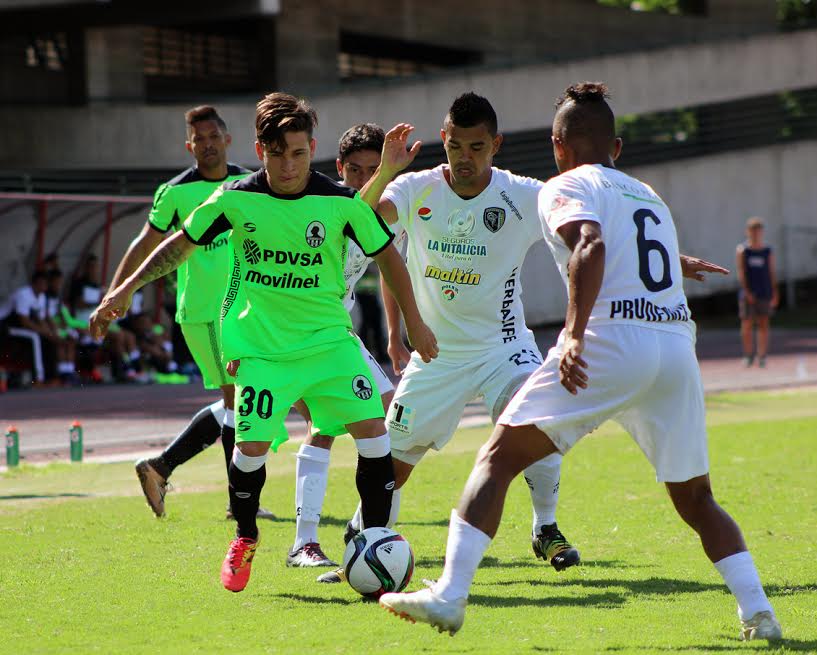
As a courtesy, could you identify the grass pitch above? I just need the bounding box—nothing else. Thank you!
[1,389,816,654]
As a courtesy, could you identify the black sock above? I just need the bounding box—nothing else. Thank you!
[228,460,265,540]
[220,423,235,475]
[221,423,235,509]
[356,453,395,528]
[160,404,221,475]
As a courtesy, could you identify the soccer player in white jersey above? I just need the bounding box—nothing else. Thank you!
[287,123,404,568]
[379,82,782,644]
[339,93,580,573]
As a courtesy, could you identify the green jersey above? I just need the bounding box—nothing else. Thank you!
[148,163,250,323]
[183,169,394,361]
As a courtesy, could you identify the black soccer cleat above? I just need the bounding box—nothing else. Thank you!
[343,520,360,546]
[532,523,580,571]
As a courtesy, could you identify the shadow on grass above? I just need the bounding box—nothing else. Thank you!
[469,590,626,609]
[397,518,451,528]
[416,555,541,570]
[271,593,359,606]
[489,576,816,599]
[0,493,91,500]
[604,638,817,652]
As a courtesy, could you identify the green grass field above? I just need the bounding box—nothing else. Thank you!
[2,389,816,654]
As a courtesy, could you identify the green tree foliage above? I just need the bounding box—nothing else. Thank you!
[778,0,817,28]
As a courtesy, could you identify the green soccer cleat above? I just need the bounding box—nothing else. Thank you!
[532,523,581,571]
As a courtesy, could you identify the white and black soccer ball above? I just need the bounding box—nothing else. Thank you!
[342,527,414,599]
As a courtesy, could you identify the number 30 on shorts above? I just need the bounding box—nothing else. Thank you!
[238,386,274,419]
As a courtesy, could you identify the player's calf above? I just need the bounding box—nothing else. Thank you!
[350,426,395,528]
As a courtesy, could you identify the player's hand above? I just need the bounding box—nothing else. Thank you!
[380,123,422,178]
[89,286,133,340]
[387,335,412,376]
[771,293,780,309]
[680,254,729,282]
[405,319,438,364]
[745,291,756,305]
[227,359,240,377]
[559,335,588,395]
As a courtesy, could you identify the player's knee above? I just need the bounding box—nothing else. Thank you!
[305,432,334,450]
[220,384,235,409]
[236,441,271,458]
[347,418,386,438]
[668,476,715,523]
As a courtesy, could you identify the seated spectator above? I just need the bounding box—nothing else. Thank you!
[45,269,80,384]
[0,271,58,385]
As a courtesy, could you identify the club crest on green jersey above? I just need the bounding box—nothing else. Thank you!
[352,375,373,400]
[306,221,326,247]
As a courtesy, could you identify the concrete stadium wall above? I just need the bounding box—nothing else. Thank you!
[0,29,814,168]
[2,140,815,327]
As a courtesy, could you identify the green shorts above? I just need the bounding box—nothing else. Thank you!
[180,321,230,390]
[234,335,385,451]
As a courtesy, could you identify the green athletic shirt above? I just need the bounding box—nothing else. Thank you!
[148,163,250,323]
[183,169,394,361]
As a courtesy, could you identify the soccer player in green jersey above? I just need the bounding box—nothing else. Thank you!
[92,106,274,520]
[90,92,437,593]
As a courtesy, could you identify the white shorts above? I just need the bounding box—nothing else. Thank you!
[356,334,394,396]
[499,325,708,483]
[387,338,543,465]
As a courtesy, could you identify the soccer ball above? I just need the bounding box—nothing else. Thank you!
[342,527,414,599]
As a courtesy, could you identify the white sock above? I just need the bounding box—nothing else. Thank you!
[524,453,562,532]
[351,503,363,531]
[354,433,390,458]
[232,449,267,473]
[433,510,492,602]
[208,399,226,424]
[388,489,401,528]
[714,551,773,620]
[293,444,331,551]
[58,361,74,374]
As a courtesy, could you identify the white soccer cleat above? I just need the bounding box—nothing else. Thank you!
[739,610,782,642]
[379,588,466,636]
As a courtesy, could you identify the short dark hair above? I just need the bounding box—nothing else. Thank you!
[553,82,615,145]
[338,123,385,163]
[185,105,227,132]
[445,92,498,136]
[47,269,63,281]
[31,270,47,284]
[256,92,318,151]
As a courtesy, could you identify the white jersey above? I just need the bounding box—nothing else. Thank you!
[382,165,543,354]
[0,285,46,322]
[538,164,693,339]
[341,226,405,312]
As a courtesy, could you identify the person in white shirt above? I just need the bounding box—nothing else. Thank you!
[378,82,781,644]
[0,271,56,383]
[337,93,579,577]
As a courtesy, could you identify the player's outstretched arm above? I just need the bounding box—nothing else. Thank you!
[680,254,730,282]
[359,123,421,225]
[559,220,605,395]
[379,273,411,375]
[90,231,197,339]
[108,222,166,293]
[374,244,438,363]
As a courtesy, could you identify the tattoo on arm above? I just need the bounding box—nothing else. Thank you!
[133,237,191,287]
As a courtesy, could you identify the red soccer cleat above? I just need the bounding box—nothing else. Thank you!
[221,537,259,592]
